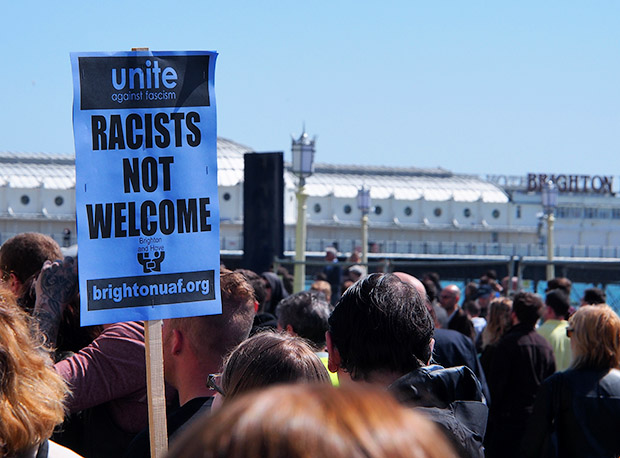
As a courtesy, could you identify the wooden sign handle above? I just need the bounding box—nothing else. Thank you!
[133,46,169,458]
[145,319,168,458]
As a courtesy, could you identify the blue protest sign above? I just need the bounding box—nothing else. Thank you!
[71,50,221,325]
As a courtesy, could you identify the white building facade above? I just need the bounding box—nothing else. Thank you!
[2,140,620,262]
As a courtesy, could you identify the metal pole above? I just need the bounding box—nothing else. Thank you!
[294,179,307,292]
[516,257,523,292]
[361,213,369,266]
[546,213,555,280]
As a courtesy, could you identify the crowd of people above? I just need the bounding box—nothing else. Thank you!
[0,234,619,457]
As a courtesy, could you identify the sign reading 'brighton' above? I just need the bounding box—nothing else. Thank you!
[71,50,221,326]
[526,173,614,194]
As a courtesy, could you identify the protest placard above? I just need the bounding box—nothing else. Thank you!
[71,50,221,326]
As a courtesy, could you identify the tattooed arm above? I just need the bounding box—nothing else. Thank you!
[34,257,78,348]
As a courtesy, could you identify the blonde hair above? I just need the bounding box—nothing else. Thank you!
[0,290,68,455]
[168,383,458,458]
[570,304,620,371]
[481,297,513,348]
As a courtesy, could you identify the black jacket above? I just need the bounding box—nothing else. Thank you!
[433,328,490,403]
[484,323,555,458]
[486,323,555,421]
[522,368,620,458]
[389,365,488,458]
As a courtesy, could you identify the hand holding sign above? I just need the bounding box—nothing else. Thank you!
[34,257,79,347]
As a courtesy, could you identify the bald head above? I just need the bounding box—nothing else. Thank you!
[439,285,461,314]
[393,272,440,328]
[393,272,427,300]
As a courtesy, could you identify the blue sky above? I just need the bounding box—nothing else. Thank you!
[1,1,619,176]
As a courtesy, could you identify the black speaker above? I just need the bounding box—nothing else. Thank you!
[243,152,284,273]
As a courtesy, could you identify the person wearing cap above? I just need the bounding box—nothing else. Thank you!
[476,283,494,318]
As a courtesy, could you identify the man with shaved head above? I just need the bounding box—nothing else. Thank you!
[439,284,475,341]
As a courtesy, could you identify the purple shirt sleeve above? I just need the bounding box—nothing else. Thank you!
[55,321,149,433]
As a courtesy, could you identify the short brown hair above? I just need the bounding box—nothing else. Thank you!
[512,292,544,328]
[221,331,330,400]
[570,305,620,371]
[0,233,62,284]
[0,289,68,455]
[168,384,458,458]
[169,269,255,364]
[545,277,572,294]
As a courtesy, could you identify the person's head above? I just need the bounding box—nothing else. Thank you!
[422,278,438,304]
[0,233,63,300]
[501,276,518,297]
[463,300,480,318]
[325,246,337,261]
[464,282,478,302]
[581,287,606,306]
[341,279,354,294]
[168,383,458,458]
[422,272,441,292]
[163,270,255,388]
[261,271,290,313]
[481,297,513,348]
[220,331,330,401]
[545,277,572,294]
[327,273,434,382]
[310,280,332,303]
[347,265,366,282]
[475,283,494,315]
[545,289,570,320]
[234,268,265,311]
[569,304,620,371]
[276,291,332,349]
[348,250,361,263]
[512,292,544,328]
[439,285,461,313]
[0,288,68,456]
[392,273,437,329]
[392,272,427,300]
[276,266,294,295]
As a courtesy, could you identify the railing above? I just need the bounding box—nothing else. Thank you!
[220,235,620,259]
[0,232,75,249]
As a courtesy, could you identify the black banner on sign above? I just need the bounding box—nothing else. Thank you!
[78,55,211,110]
[87,269,216,310]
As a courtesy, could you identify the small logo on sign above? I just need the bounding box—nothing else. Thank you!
[138,250,165,273]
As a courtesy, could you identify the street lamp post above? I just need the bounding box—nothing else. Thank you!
[357,186,371,266]
[541,179,558,281]
[291,129,316,293]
